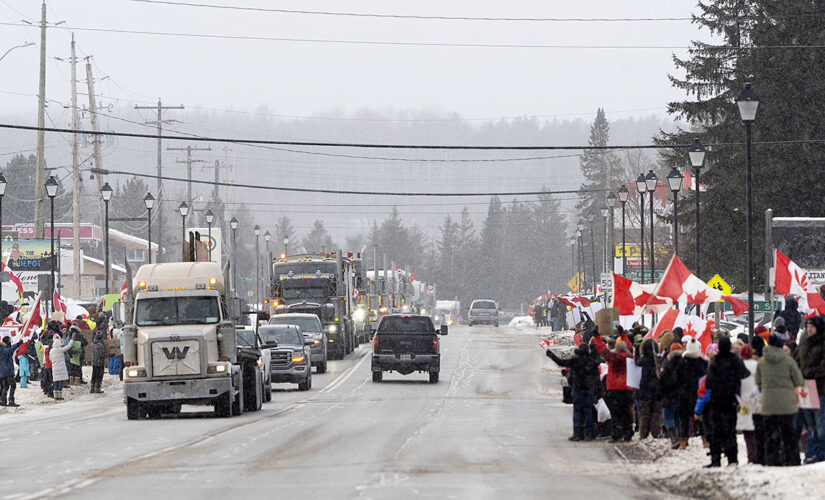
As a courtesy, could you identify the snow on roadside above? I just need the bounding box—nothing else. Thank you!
[0,366,122,414]
[626,434,822,499]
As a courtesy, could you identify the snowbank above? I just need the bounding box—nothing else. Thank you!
[508,315,534,327]
[0,366,121,414]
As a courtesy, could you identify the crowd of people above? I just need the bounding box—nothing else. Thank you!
[532,298,568,330]
[0,309,119,407]
[546,302,825,468]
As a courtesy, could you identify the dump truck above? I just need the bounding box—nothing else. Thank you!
[122,262,265,419]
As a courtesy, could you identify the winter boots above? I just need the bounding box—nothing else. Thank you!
[669,429,680,449]
[54,390,63,400]
[90,383,104,394]
[678,438,688,450]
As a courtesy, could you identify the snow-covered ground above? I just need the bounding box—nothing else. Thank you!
[508,315,534,327]
[0,365,122,415]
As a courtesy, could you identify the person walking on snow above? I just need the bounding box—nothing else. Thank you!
[704,336,750,467]
[0,336,18,407]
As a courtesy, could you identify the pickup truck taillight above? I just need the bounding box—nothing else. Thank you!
[432,335,439,351]
[373,335,379,350]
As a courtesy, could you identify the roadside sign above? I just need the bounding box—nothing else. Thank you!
[241,277,267,282]
[722,300,772,313]
[707,274,732,298]
[625,270,664,282]
[600,273,612,302]
[567,273,582,291]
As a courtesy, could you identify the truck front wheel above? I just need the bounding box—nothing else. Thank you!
[429,371,439,384]
[372,371,382,383]
[232,369,245,416]
[126,398,143,420]
[215,393,232,418]
[245,368,262,412]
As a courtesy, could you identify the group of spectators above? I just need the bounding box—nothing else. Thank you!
[533,299,568,330]
[547,301,825,468]
[0,310,114,407]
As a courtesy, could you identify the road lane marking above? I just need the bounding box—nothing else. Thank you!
[321,350,370,393]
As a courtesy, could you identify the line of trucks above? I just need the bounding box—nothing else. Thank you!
[119,249,436,419]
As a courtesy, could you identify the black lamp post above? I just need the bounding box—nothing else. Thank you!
[635,174,647,283]
[587,213,596,295]
[0,173,7,306]
[144,193,155,264]
[737,82,759,342]
[646,170,658,281]
[688,138,707,276]
[101,182,113,293]
[45,176,58,315]
[600,204,609,275]
[576,221,585,291]
[264,230,272,285]
[179,202,189,257]
[205,209,214,262]
[606,192,617,273]
[666,168,683,258]
[569,234,576,281]
[617,185,629,278]
[230,216,238,293]
[254,224,260,309]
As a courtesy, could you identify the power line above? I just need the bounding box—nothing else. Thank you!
[127,0,694,23]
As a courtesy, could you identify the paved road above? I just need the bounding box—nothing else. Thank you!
[1,325,657,499]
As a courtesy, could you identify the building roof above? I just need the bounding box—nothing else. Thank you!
[109,228,159,250]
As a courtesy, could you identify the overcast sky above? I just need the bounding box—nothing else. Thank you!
[0,0,711,122]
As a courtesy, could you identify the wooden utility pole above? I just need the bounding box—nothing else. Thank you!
[134,100,184,262]
[34,1,48,239]
[85,57,106,289]
[168,145,210,208]
[70,35,81,297]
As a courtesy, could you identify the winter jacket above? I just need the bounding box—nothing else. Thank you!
[592,333,633,391]
[0,341,15,378]
[91,337,106,367]
[798,319,825,396]
[50,334,76,382]
[706,350,749,404]
[694,376,710,416]
[634,338,660,401]
[659,350,682,407]
[736,359,759,432]
[35,340,45,366]
[43,345,52,370]
[546,345,600,392]
[776,298,802,339]
[755,344,804,415]
[676,353,707,416]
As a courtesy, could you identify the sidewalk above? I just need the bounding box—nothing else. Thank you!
[0,365,123,415]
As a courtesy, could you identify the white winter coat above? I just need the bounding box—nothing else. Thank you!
[49,335,74,382]
[736,358,760,432]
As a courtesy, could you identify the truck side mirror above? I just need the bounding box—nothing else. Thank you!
[440,325,448,336]
[264,341,278,349]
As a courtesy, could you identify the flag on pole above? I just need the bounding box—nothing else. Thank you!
[647,308,714,353]
[53,288,68,314]
[775,249,808,297]
[120,279,128,300]
[1,261,24,295]
[12,292,42,356]
[655,255,749,315]
[611,273,670,315]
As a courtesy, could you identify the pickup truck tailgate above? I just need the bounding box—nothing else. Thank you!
[377,333,434,355]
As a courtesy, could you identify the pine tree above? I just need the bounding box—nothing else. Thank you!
[301,220,336,253]
[274,215,297,245]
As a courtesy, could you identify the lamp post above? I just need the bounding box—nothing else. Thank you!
[144,193,155,264]
[600,204,609,275]
[254,225,260,309]
[283,236,289,258]
[576,221,586,292]
[635,174,647,283]
[230,216,238,294]
[606,192,617,273]
[587,213,596,295]
[205,209,214,262]
[618,185,628,278]
[646,170,658,281]
[0,173,7,306]
[569,234,576,281]
[101,182,113,293]
[737,82,759,342]
[179,202,189,258]
[666,168,683,258]
[264,230,272,285]
[688,138,707,276]
[45,176,58,315]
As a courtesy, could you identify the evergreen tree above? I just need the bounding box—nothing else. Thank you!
[301,220,336,253]
[274,215,297,245]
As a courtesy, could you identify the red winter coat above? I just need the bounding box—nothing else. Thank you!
[593,334,633,391]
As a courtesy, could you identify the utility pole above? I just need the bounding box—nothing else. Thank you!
[168,145,211,209]
[34,1,48,239]
[134,99,184,262]
[85,57,106,273]
[70,35,81,297]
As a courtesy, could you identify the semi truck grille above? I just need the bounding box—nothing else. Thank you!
[150,339,202,377]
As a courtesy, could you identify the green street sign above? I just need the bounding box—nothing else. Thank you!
[240,277,267,282]
[625,270,664,282]
[722,300,772,313]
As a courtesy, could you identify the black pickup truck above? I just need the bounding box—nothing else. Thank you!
[371,314,447,383]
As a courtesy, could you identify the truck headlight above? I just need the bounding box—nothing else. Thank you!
[353,309,366,322]
[292,354,305,363]
[207,363,229,374]
[326,324,338,334]
[126,368,147,378]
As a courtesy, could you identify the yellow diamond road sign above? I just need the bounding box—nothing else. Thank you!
[568,273,582,291]
[707,274,732,296]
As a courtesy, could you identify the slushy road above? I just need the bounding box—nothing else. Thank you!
[1,325,658,499]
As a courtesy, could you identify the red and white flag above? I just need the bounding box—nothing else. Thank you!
[1,261,24,295]
[611,273,671,315]
[53,288,68,314]
[655,255,749,315]
[775,250,809,298]
[540,338,556,349]
[797,380,821,409]
[120,279,128,299]
[12,292,42,356]
[352,287,360,299]
[647,308,714,353]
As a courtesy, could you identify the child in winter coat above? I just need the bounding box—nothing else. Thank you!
[16,352,29,388]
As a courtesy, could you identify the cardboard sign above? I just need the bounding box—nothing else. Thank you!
[626,358,642,389]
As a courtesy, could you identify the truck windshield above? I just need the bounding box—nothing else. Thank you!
[135,296,221,326]
[259,326,303,346]
[236,329,257,348]
[472,301,496,310]
[275,262,337,276]
[378,316,435,335]
[282,288,327,300]
[269,316,322,333]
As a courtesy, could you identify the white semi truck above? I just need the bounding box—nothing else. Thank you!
[122,262,265,419]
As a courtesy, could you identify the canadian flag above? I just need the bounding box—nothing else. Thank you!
[558,295,591,308]
[647,308,715,353]
[775,250,825,317]
[539,338,556,349]
[655,255,749,315]
[611,273,671,315]
[1,261,24,295]
[352,287,360,299]
[120,279,128,299]
[12,292,42,356]
[409,273,416,282]
[53,288,68,314]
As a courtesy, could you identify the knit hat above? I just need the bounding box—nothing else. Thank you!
[768,333,786,348]
[773,316,786,331]
[682,336,701,357]
[669,342,683,353]
[718,336,732,355]
[739,344,753,360]
[754,324,770,341]
[705,343,719,357]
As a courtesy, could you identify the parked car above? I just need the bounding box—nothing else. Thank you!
[235,327,273,403]
[259,325,313,391]
[372,314,446,384]
[269,313,328,373]
[468,299,499,327]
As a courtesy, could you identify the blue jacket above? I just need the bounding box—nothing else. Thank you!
[0,343,15,378]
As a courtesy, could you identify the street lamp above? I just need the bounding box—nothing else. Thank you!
[577,221,586,291]
[204,209,214,262]
[688,138,707,276]
[587,213,596,295]
[178,202,189,256]
[646,170,658,281]
[0,173,7,306]
[144,193,155,264]
[636,173,647,283]
[45,176,58,316]
[101,182,113,293]
[737,82,759,342]
[264,230,272,284]
[254,224,260,309]
[230,216,238,293]
[569,234,576,282]
[666,168,683,258]
[618,185,629,278]
[0,42,34,63]
[600,204,609,275]
[283,236,289,257]
[606,192,617,273]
